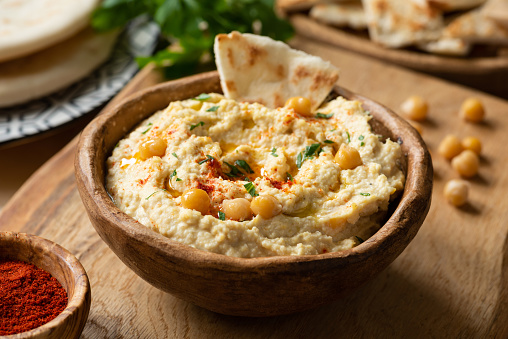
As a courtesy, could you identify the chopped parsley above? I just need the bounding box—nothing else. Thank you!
[172,152,178,158]
[198,155,214,165]
[355,236,365,244]
[358,135,364,140]
[193,93,211,101]
[244,182,259,197]
[286,172,294,182]
[206,105,219,112]
[235,160,254,174]
[218,211,226,221]
[176,178,182,182]
[296,152,303,169]
[346,131,351,144]
[270,147,278,157]
[170,169,177,180]
[190,121,205,130]
[324,140,335,144]
[359,193,371,196]
[141,122,153,134]
[145,189,167,200]
[224,161,241,177]
[297,143,321,169]
[360,142,365,147]
[316,112,333,119]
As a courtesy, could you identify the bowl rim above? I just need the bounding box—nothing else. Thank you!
[75,70,433,271]
[0,231,90,338]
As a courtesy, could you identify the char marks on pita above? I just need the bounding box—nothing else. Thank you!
[443,8,508,44]
[214,31,339,111]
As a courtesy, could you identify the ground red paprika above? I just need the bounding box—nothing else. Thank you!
[0,259,68,335]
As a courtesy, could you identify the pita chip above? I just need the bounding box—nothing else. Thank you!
[214,32,339,111]
[443,8,508,44]
[427,0,486,12]
[417,37,471,55]
[362,0,444,48]
[310,2,368,30]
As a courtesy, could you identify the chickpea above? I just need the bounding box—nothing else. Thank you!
[284,97,312,116]
[222,198,252,221]
[438,135,463,160]
[451,150,479,178]
[444,179,469,207]
[460,98,485,123]
[400,95,428,121]
[139,138,167,160]
[462,136,482,155]
[250,195,282,219]
[181,189,210,215]
[335,143,362,170]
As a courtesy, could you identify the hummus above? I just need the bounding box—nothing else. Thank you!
[106,93,405,258]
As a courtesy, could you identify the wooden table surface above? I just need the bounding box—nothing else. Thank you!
[1,36,508,338]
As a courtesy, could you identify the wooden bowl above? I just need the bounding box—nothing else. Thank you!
[75,71,432,317]
[0,232,91,338]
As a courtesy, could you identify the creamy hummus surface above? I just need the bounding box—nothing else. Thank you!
[106,93,405,258]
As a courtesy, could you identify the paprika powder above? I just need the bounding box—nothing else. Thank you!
[0,259,68,335]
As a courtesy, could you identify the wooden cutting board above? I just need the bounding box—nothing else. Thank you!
[1,36,508,338]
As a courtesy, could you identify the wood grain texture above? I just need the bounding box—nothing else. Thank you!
[1,36,508,336]
[0,232,90,339]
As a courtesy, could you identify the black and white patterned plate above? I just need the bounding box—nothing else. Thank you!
[0,20,159,146]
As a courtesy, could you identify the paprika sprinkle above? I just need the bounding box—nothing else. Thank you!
[0,259,68,335]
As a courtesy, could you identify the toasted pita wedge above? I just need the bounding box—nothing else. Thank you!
[443,8,508,44]
[310,2,368,30]
[417,37,471,55]
[214,32,339,111]
[0,27,117,108]
[427,0,486,12]
[0,0,100,62]
[482,0,508,27]
[279,0,358,12]
[362,0,444,48]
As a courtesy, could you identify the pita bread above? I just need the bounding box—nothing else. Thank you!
[427,0,486,12]
[310,2,368,30]
[443,8,508,44]
[279,0,357,12]
[362,0,444,48]
[214,32,339,111]
[417,37,471,55]
[0,28,117,108]
[0,0,100,62]
[481,0,508,27]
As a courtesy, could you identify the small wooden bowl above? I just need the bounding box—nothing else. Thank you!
[0,232,91,338]
[75,71,432,317]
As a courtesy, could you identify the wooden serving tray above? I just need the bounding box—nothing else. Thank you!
[1,36,508,337]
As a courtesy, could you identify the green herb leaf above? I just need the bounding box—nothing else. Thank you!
[198,155,214,165]
[359,193,370,196]
[358,135,365,141]
[244,182,259,197]
[316,112,333,119]
[190,121,205,130]
[193,93,211,101]
[235,160,254,174]
[145,189,167,200]
[141,122,153,134]
[172,152,178,158]
[206,105,219,112]
[324,140,335,144]
[346,131,351,144]
[286,172,294,182]
[170,169,177,180]
[304,143,321,158]
[218,211,226,221]
[270,147,278,157]
[176,178,182,182]
[224,161,241,177]
[355,236,365,244]
[296,152,303,169]
[360,142,365,147]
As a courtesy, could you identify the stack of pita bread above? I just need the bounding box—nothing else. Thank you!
[0,0,118,108]
[300,0,508,56]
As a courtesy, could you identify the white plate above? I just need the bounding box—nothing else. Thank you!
[0,19,159,146]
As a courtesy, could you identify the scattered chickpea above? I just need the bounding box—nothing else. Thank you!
[284,97,312,116]
[444,179,469,207]
[461,137,482,155]
[139,138,167,160]
[460,98,485,123]
[222,198,252,221]
[400,95,428,121]
[438,135,463,160]
[250,195,282,219]
[451,150,479,178]
[181,189,210,215]
[335,143,362,170]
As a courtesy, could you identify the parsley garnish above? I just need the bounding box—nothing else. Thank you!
[316,112,333,119]
[360,142,365,147]
[176,178,182,182]
[218,211,226,221]
[206,105,219,112]
[359,193,371,196]
[170,169,177,180]
[346,131,351,144]
[190,121,204,130]
[358,135,365,141]
[145,189,167,200]
[244,182,259,197]
[355,236,365,244]
[324,140,335,144]
[296,152,303,169]
[286,172,294,182]
[193,93,211,101]
[296,143,321,169]
[198,155,214,165]
[270,147,278,157]
[235,160,254,174]
[224,161,241,177]
[141,122,153,134]
[172,152,178,158]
